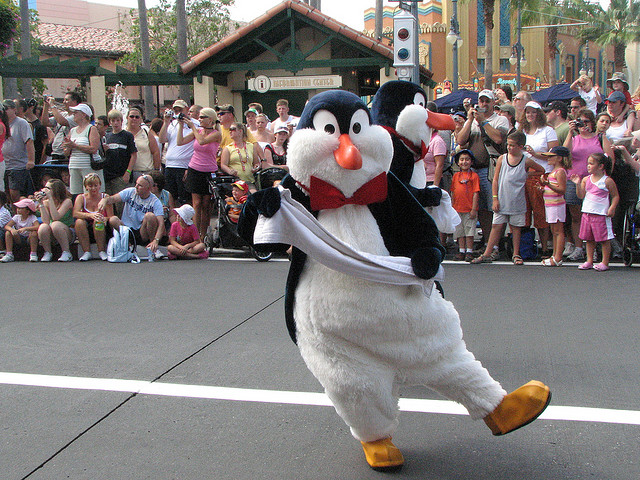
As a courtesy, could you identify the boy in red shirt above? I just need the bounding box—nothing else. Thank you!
[451,150,480,261]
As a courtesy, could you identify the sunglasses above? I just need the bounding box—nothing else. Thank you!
[128,115,140,119]
[229,127,237,131]
[217,111,230,116]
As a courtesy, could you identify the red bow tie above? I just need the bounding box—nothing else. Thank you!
[307,173,388,211]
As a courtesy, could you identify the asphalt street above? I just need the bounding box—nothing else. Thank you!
[1,256,638,479]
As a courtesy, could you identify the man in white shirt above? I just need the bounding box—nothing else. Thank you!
[456,90,510,246]
[269,99,298,133]
[159,99,199,205]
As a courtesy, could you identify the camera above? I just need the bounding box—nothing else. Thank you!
[574,119,585,128]
[27,98,37,108]
[178,113,185,121]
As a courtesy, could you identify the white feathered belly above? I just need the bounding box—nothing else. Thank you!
[294,205,463,366]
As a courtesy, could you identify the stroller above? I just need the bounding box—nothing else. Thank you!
[622,202,640,266]
[206,168,287,261]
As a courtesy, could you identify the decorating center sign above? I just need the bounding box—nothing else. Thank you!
[248,75,342,93]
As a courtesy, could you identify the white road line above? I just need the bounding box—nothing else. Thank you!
[3,372,639,426]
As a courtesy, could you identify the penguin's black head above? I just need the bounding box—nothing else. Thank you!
[370,80,427,128]
[287,90,393,198]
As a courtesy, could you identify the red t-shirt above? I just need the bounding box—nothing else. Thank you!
[451,170,480,213]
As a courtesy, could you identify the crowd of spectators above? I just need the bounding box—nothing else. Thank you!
[0,94,293,262]
[2,77,639,269]
[445,72,640,269]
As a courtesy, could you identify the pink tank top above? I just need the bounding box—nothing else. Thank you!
[189,128,219,173]
[569,135,603,179]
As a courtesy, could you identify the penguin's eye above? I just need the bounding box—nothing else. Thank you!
[413,93,426,107]
[312,110,340,138]
[349,109,369,137]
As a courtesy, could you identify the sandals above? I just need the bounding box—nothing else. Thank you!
[512,255,524,265]
[541,257,563,267]
[593,262,610,271]
[470,255,493,264]
[578,261,593,270]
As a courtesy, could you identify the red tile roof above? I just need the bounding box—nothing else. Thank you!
[180,0,395,74]
[36,23,134,57]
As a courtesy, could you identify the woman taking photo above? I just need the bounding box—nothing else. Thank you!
[63,103,102,195]
[563,108,614,261]
[521,101,559,258]
[177,107,221,239]
[126,105,161,180]
[73,173,113,261]
[37,178,74,262]
[262,125,289,171]
[220,123,260,192]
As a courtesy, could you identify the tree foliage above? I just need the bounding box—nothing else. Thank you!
[574,0,640,71]
[119,0,238,70]
[0,0,18,56]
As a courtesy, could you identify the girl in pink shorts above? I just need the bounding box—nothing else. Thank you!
[539,146,571,266]
[570,153,620,271]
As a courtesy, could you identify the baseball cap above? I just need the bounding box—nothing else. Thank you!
[498,104,516,117]
[14,198,37,212]
[540,146,570,157]
[478,89,495,100]
[232,180,249,194]
[2,99,16,109]
[274,125,290,134]
[172,99,188,109]
[606,91,626,103]
[244,107,258,116]
[452,110,467,120]
[174,204,195,225]
[524,101,542,110]
[69,103,93,118]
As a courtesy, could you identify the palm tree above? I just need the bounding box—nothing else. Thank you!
[138,0,155,119]
[481,0,495,90]
[514,0,567,86]
[576,0,640,71]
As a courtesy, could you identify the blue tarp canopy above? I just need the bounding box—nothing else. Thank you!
[433,89,477,113]
[531,82,576,105]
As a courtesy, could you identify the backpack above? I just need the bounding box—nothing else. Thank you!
[107,225,140,263]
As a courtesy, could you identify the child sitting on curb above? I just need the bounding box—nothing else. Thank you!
[167,204,208,260]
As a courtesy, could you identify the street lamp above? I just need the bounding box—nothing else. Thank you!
[447,0,462,91]
[510,7,525,91]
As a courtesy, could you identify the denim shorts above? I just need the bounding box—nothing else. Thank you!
[474,167,492,211]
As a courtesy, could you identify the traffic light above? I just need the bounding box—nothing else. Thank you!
[393,9,416,80]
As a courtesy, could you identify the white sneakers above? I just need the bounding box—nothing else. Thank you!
[562,242,575,257]
[98,251,108,261]
[58,251,73,262]
[29,253,38,262]
[1,252,15,262]
[41,251,53,262]
[566,247,585,262]
[79,252,92,261]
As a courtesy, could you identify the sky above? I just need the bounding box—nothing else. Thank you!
[89,0,377,31]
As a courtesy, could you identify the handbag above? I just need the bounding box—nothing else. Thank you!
[89,127,106,170]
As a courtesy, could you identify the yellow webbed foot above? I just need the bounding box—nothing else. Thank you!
[361,437,404,470]
[484,380,551,436]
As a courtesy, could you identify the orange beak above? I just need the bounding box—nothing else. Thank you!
[334,134,362,170]
[426,111,456,131]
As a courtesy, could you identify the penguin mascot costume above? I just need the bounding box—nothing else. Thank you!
[239,90,550,471]
[371,80,453,205]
